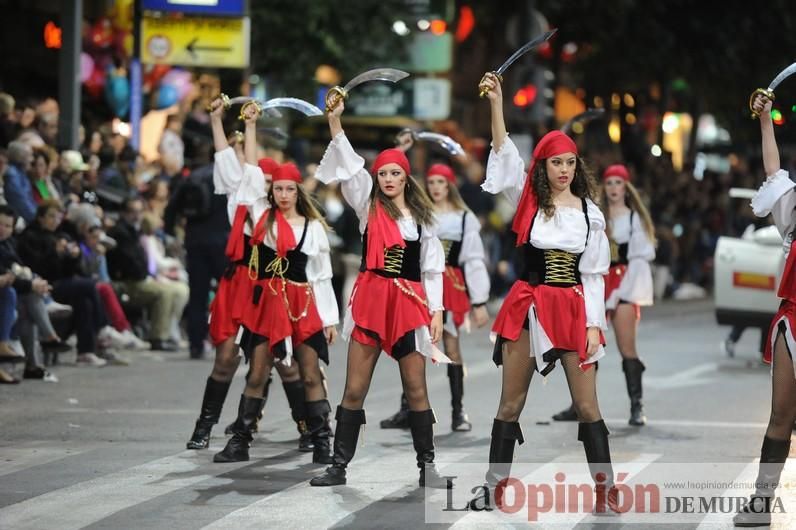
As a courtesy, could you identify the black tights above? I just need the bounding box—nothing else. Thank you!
[766,330,796,440]
[495,329,602,423]
[340,339,430,411]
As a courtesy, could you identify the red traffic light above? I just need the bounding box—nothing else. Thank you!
[513,84,538,107]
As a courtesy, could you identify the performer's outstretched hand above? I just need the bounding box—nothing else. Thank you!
[430,311,443,344]
[479,72,503,103]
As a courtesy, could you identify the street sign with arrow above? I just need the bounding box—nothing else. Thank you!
[141,15,250,68]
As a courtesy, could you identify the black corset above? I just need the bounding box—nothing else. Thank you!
[521,244,582,287]
[360,225,422,282]
[515,198,589,288]
[252,218,309,282]
[610,240,629,266]
[441,239,462,267]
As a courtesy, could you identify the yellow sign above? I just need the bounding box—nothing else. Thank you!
[141,16,250,68]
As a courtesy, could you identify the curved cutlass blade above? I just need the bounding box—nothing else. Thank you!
[768,62,796,91]
[495,29,558,76]
[227,97,323,117]
[415,132,466,157]
[342,68,410,92]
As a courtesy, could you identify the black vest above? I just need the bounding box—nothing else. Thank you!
[518,198,590,288]
[255,218,310,282]
[609,210,634,266]
[359,223,422,282]
[440,212,467,267]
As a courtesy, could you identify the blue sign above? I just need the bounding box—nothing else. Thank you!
[142,0,245,16]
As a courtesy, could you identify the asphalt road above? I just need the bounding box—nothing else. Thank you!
[1,299,794,529]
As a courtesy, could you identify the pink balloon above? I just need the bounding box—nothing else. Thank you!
[161,69,193,100]
[80,52,95,83]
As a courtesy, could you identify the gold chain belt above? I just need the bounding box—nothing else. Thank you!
[392,278,428,307]
[445,265,467,292]
[262,255,313,322]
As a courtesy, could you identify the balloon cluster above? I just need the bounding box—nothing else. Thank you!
[81,0,194,117]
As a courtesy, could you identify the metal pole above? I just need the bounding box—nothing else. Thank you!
[130,0,143,151]
[57,0,82,149]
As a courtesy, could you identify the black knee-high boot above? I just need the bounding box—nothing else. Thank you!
[283,380,312,451]
[306,399,333,464]
[187,377,232,449]
[448,365,472,432]
[310,406,366,486]
[622,358,646,426]
[380,393,410,429]
[486,419,525,486]
[579,420,620,514]
[213,394,265,462]
[408,409,447,487]
[225,372,273,435]
[469,419,525,510]
[734,436,791,527]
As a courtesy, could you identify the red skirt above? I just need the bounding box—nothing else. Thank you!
[764,299,796,364]
[604,264,627,301]
[241,277,324,350]
[348,271,431,357]
[492,280,600,369]
[443,265,471,329]
[208,264,251,345]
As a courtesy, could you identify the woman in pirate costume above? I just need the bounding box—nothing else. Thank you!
[186,97,308,453]
[732,93,795,528]
[309,100,449,488]
[477,72,619,511]
[553,164,655,426]
[381,162,490,432]
[214,161,339,464]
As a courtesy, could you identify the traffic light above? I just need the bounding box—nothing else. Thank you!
[513,84,538,108]
[772,108,785,126]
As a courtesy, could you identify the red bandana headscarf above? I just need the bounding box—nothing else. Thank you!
[258,157,279,178]
[272,162,303,184]
[511,131,578,247]
[426,163,456,184]
[366,149,411,270]
[252,163,303,257]
[603,164,630,182]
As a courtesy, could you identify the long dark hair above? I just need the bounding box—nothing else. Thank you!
[371,174,436,227]
[264,183,329,240]
[532,156,598,218]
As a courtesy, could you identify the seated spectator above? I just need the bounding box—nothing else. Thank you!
[75,213,149,351]
[0,205,64,380]
[0,267,23,365]
[140,212,189,345]
[60,150,97,206]
[17,201,108,367]
[30,149,62,204]
[106,198,183,351]
[3,141,36,224]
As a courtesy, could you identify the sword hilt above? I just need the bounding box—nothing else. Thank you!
[749,88,775,119]
[325,86,348,113]
[205,93,231,113]
[238,100,263,121]
[478,72,503,99]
